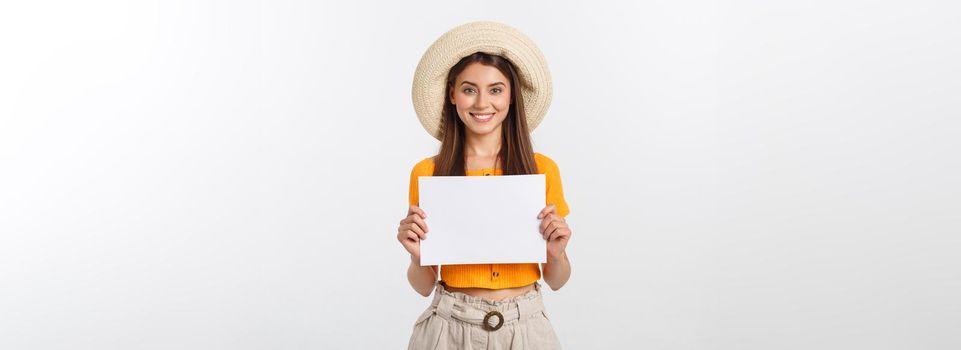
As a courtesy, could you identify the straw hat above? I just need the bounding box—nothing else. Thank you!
[411,21,553,141]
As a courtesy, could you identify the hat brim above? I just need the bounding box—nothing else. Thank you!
[412,21,553,141]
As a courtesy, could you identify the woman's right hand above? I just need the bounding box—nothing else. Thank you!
[397,204,429,260]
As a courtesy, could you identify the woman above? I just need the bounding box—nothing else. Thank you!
[398,21,572,350]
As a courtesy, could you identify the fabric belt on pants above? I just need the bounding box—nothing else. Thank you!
[428,283,544,331]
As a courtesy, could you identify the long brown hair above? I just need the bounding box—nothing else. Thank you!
[432,52,538,176]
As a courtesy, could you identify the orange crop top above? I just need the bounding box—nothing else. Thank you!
[408,152,570,289]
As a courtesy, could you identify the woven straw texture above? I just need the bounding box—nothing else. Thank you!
[412,21,553,141]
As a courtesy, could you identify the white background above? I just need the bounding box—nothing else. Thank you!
[1,1,959,349]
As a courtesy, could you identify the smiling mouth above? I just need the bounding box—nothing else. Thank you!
[470,112,495,122]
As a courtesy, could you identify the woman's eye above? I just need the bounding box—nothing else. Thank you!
[463,88,475,94]
[491,88,503,94]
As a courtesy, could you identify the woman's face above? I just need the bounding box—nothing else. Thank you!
[449,63,511,138]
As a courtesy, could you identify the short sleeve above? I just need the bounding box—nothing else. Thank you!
[408,157,433,206]
[535,153,571,217]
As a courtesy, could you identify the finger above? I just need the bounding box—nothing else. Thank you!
[408,205,428,220]
[543,221,558,240]
[552,220,568,231]
[548,227,570,241]
[411,215,429,235]
[537,204,556,219]
[542,214,568,233]
[539,213,556,233]
[399,229,419,244]
[408,223,426,240]
[546,227,558,241]
[405,230,420,242]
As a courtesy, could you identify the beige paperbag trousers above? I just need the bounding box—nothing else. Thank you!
[407,281,561,350]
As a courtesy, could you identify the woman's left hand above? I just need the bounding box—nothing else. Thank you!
[538,204,571,258]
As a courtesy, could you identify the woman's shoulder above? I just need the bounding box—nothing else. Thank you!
[533,152,554,164]
[533,152,560,172]
[411,155,436,175]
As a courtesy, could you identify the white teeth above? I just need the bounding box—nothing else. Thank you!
[471,113,494,120]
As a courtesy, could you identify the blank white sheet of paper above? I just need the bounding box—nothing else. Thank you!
[418,174,546,266]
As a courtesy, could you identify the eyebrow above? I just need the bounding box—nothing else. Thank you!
[460,81,506,87]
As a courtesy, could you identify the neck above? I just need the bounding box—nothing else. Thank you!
[464,129,502,158]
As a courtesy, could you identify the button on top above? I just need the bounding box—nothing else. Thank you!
[492,271,500,277]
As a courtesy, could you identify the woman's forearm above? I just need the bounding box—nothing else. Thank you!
[542,251,571,291]
[407,255,438,297]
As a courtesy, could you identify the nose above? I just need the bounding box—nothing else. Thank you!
[474,90,490,108]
